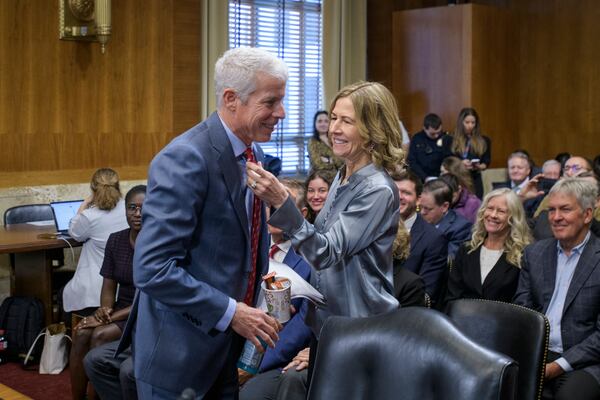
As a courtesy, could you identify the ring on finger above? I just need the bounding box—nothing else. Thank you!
[250,181,257,189]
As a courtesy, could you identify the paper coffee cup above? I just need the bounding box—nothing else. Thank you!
[261,277,291,323]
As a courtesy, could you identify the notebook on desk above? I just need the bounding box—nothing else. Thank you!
[50,200,84,236]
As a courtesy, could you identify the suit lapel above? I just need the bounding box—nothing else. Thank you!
[409,216,426,251]
[207,113,249,242]
[542,240,558,313]
[563,235,600,313]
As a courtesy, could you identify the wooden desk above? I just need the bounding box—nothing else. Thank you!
[0,223,81,325]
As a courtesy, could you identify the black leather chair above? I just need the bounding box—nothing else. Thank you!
[446,299,549,400]
[307,307,517,400]
[4,204,54,225]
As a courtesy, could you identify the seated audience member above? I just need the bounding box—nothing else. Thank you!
[543,159,562,180]
[445,188,531,304]
[62,168,128,317]
[304,170,333,224]
[391,170,448,304]
[441,156,480,223]
[593,154,600,180]
[239,179,312,400]
[440,173,481,224]
[70,185,146,400]
[407,113,452,182]
[555,152,572,174]
[441,155,475,193]
[392,220,427,307]
[514,178,600,400]
[84,341,136,400]
[531,173,600,241]
[419,179,472,260]
[563,156,592,178]
[494,151,531,194]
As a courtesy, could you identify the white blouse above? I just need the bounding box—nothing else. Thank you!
[479,246,503,285]
[62,199,128,312]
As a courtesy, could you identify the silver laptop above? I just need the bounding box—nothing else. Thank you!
[50,200,84,235]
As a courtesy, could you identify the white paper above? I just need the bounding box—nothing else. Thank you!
[267,260,326,307]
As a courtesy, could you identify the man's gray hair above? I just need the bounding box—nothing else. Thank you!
[214,47,288,108]
[542,159,561,171]
[508,151,529,162]
[549,177,598,211]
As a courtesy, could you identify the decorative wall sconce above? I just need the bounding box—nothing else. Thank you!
[59,0,111,54]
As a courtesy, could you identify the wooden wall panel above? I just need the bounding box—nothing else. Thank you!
[392,6,473,134]
[374,0,600,166]
[513,0,600,164]
[0,0,201,182]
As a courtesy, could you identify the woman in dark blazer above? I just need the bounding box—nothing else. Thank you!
[446,188,532,303]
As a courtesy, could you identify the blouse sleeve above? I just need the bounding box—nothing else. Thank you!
[68,211,92,241]
[99,232,117,279]
[269,184,398,270]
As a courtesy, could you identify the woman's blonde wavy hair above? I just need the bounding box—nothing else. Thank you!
[468,188,532,267]
[90,168,122,211]
[329,81,405,172]
[393,219,411,262]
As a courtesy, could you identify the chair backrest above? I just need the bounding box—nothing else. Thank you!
[307,308,517,400]
[3,204,54,226]
[446,299,549,400]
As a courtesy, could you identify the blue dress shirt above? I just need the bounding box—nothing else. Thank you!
[547,231,591,371]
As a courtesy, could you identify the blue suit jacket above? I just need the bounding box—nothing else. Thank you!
[260,248,312,372]
[403,214,448,301]
[514,234,600,384]
[128,112,270,395]
[435,209,473,260]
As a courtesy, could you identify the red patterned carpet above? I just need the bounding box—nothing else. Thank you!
[0,362,70,399]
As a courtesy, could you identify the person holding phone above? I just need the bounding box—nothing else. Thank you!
[448,108,491,199]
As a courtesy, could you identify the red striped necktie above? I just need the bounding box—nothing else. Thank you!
[269,243,281,259]
[243,147,261,306]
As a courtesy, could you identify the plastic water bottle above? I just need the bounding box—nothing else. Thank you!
[237,337,268,375]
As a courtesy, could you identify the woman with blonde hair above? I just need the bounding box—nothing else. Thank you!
[247,81,404,385]
[62,168,128,317]
[445,188,531,303]
[449,107,491,198]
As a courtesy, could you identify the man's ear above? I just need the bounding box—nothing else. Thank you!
[583,207,594,225]
[441,201,450,213]
[222,89,238,111]
[301,207,309,218]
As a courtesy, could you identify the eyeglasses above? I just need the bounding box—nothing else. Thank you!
[563,165,586,173]
[126,204,142,213]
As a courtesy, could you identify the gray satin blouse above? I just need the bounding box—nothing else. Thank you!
[269,163,400,337]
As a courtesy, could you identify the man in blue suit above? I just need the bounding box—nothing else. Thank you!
[392,171,448,303]
[419,179,472,260]
[130,47,287,399]
[514,178,600,400]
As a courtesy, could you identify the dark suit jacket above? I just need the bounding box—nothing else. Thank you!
[129,112,270,395]
[446,244,520,304]
[403,214,448,301]
[260,248,312,372]
[436,209,473,260]
[514,234,600,384]
[393,260,427,307]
